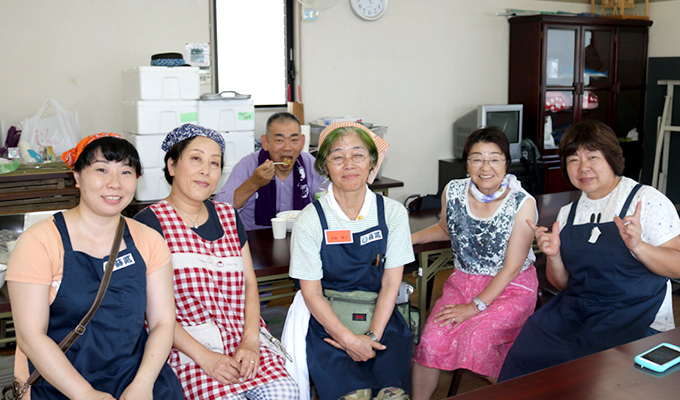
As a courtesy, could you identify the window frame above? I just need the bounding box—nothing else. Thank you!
[210,0,296,108]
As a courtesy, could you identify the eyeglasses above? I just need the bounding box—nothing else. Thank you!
[327,153,369,166]
[467,158,506,168]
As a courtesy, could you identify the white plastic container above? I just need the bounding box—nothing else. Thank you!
[220,130,254,165]
[135,168,171,201]
[121,132,167,169]
[123,66,200,100]
[213,163,235,195]
[198,98,255,132]
[124,100,198,134]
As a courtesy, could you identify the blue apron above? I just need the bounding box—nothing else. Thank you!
[499,184,668,381]
[306,195,412,400]
[29,213,183,399]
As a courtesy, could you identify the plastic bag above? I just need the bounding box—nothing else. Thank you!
[0,159,20,175]
[18,99,80,157]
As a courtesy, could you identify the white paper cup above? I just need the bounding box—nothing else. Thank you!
[271,218,287,239]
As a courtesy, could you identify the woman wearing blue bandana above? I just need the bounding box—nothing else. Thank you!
[411,127,539,399]
[135,124,299,399]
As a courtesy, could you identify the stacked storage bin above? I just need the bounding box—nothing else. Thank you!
[197,92,255,195]
[122,66,200,201]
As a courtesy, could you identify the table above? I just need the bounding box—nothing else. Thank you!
[448,326,680,399]
[248,228,297,302]
[368,176,404,197]
[408,208,452,330]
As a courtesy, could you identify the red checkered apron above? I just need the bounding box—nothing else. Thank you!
[151,201,288,399]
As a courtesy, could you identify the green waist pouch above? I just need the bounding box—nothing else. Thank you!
[324,289,378,335]
[324,287,420,343]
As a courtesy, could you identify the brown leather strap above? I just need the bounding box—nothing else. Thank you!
[25,216,126,388]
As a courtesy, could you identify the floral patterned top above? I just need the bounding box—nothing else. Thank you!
[446,178,536,276]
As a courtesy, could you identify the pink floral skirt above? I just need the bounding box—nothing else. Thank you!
[413,266,538,377]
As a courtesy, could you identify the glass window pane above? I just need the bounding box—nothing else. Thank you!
[215,0,288,105]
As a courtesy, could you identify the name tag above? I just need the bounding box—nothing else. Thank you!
[103,253,135,272]
[324,229,353,245]
[360,229,383,246]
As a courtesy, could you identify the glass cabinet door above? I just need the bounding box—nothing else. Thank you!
[615,29,648,138]
[546,28,577,87]
[582,28,612,89]
[544,90,574,148]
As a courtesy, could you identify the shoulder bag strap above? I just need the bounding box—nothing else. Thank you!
[23,216,127,389]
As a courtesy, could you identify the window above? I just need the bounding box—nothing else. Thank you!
[212,0,295,107]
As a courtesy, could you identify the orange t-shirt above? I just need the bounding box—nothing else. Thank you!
[6,216,172,391]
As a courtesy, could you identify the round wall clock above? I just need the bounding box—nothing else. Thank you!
[350,0,388,21]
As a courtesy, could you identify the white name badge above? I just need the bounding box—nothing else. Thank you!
[102,253,135,272]
[588,226,602,244]
[360,229,383,246]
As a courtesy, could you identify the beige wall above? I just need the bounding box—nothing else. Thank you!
[0,0,209,144]
[298,0,588,199]
[3,1,679,201]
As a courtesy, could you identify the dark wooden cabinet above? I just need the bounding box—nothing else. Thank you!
[508,15,652,193]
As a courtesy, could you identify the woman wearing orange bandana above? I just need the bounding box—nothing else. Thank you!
[6,134,183,399]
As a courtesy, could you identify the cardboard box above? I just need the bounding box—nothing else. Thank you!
[123,66,200,100]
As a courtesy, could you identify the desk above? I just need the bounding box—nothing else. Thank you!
[448,327,680,399]
[408,209,452,331]
[369,176,404,197]
[248,228,297,302]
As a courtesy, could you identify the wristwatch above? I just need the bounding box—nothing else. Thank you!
[473,296,488,312]
[364,330,379,342]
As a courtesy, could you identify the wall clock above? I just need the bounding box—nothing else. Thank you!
[350,0,388,21]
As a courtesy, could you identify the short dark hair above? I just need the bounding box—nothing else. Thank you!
[73,136,142,177]
[163,136,224,184]
[558,120,624,181]
[314,127,379,178]
[462,126,511,170]
[266,112,300,134]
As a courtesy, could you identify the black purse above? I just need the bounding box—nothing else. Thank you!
[2,216,126,400]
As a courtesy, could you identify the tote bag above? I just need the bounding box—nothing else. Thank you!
[19,100,79,157]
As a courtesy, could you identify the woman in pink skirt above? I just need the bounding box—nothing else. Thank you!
[411,127,538,399]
